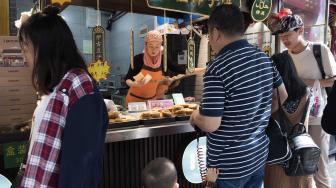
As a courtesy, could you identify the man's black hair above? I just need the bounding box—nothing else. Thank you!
[208,4,245,36]
[142,158,177,188]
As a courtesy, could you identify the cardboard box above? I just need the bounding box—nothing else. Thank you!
[0,67,31,77]
[0,77,32,87]
[0,95,36,106]
[0,113,32,126]
[0,104,35,116]
[0,86,35,97]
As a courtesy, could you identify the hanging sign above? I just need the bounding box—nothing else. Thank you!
[251,0,272,22]
[139,25,148,38]
[88,59,110,81]
[208,42,216,62]
[163,33,168,72]
[263,45,272,57]
[187,37,195,73]
[130,29,135,69]
[92,26,105,61]
[3,141,27,169]
[147,0,241,16]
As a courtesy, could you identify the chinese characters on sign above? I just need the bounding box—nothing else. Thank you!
[208,43,216,62]
[3,141,27,169]
[187,37,195,73]
[130,29,135,69]
[251,0,272,22]
[92,26,105,61]
[147,99,174,110]
[147,0,241,15]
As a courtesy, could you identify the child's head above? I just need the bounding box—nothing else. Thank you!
[142,158,178,188]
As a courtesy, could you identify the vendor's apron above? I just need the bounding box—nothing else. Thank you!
[126,65,163,105]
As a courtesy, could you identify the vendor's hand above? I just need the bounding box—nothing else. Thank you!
[320,77,336,88]
[160,77,172,85]
[206,168,219,182]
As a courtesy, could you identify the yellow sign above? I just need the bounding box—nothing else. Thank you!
[263,45,272,57]
[88,59,110,81]
[51,0,71,6]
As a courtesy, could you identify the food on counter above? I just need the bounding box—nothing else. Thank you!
[108,111,120,119]
[183,108,194,115]
[112,118,125,123]
[187,104,198,110]
[161,110,173,118]
[174,109,186,116]
[169,104,198,116]
[172,105,183,111]
[110,115,137,123]
[150,111,161,118]
[140,112,152,119]
[181,104,190,108]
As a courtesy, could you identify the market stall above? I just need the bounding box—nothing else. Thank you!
[1,0,334,187]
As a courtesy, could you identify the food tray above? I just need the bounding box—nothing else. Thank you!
[108,120,140,130]
[175,115,190,121]
[140,117,175,126]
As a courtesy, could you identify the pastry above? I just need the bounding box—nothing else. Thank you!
[174,109,186,116]
[108,111,120,119]
[172,105,183,113]
[184,108,194,115]
[187,104,198,110]
[141,112,152,119]
[112,118,124,123]
[161,110,173,117]
[182,104,190,108]
[150,111,161,118]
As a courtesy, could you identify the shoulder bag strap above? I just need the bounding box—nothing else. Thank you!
[290,93,311,135]
[299,95,311,124]
[313,44,326,79]
[276,89,292,134]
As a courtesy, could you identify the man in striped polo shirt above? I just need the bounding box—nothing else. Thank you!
[190,5,287,188]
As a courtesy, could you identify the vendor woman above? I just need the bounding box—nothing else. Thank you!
[125,30,203,105]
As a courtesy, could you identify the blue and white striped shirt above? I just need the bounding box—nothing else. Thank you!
[200,39,282,180]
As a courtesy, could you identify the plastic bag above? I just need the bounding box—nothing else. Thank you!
[310,80,325,118]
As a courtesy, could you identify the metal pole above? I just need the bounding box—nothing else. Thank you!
[325,0,330,44]
[274,0,282,54]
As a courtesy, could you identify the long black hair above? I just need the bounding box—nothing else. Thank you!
[19,6,87,95]
[271,52,307,101]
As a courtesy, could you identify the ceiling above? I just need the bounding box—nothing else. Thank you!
[47,0,185,18]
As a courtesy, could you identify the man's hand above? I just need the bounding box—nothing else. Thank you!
[189,110,221,133]
[206,168,219,182]
[320,77,336,88]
